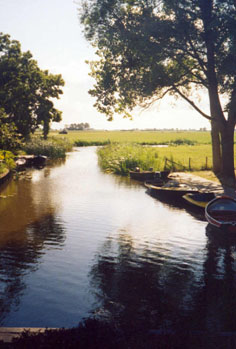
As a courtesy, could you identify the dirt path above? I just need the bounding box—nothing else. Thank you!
[169,172,224,194]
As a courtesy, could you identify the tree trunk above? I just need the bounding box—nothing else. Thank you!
[220,123,235,187]
[211,121,222,174]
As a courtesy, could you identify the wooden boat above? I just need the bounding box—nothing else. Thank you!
[145,181,198,200]
[205,196,236,233]
[16,155,47,168]
[15,158,27,171]
[183,192,216,208]
[129,170,155,181]
[129,169,170,182]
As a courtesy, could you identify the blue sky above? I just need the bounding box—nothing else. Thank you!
[0,0,210,130]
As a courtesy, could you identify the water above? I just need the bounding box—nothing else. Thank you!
[0,147,236,332]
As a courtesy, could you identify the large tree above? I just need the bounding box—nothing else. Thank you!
[0,33,64,140]
[80,0,236,186]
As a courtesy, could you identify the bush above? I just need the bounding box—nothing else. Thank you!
[97,144,162,175]
[0,150,16,171]
[23,137,73,159]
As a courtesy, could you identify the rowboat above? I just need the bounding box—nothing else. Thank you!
[145,181,198,200]
[129,170,155,181]
[129,169,170,182]
[205,196,236,232]
[183,192,216,208]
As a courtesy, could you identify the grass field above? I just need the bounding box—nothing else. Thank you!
[50,130,215,175]
[52,130,212,145]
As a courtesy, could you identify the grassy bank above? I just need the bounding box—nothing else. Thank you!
[23,136,73,158]
[0,150,16,175]
[97,143,213,175]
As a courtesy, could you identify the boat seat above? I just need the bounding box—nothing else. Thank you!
[210,210,236,221]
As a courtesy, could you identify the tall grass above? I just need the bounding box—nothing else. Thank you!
[98,144,163,175]
[23,137,73,159]
[97,143,213,175]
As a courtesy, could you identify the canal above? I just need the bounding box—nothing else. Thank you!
[0,147,236,332]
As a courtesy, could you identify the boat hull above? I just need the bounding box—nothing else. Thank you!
[205,196,236,233]
[145,182,198,200]
[183,192,216,208]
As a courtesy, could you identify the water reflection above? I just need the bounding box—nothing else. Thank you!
[2,147,236,331]
[194,224,236,332]
[0,213,66,324]
[89,229,204,332]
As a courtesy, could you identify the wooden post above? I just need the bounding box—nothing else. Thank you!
[189,158,191,170]
[206,157,208,169]
[164,157,167,170]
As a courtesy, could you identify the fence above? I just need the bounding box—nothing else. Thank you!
[164,156,211,171]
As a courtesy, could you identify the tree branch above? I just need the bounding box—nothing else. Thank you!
[173,86,212,120]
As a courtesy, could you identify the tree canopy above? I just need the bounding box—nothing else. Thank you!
[80,0,236,184]
[0,33,64,140]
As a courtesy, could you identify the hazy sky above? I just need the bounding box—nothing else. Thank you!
[0,0,211,130]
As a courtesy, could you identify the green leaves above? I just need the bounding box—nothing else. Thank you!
[0,32,64,140]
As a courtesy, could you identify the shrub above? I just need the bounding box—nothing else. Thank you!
[23,137,73,159]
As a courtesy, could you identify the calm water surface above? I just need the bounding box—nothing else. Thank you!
[1,147,236,332]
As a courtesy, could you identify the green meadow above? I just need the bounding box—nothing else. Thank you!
[52,130,216,175]
[53,130,212,145]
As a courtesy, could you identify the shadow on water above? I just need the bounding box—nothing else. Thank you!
[89,229,203,333]
[88,220,236,335]
[0,169,66,325]
[145,187,206,222]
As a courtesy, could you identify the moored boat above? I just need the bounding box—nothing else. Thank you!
[183,192,216,208]
[129,170,155,181]
[205,196,236,232]
[129,168,170,182]
[15,155,47,168]
[145,181,198,200]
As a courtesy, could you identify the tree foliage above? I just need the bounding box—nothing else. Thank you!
[0,33,64,140]
[80,0,236,183]
[0,108,22,150]
[65,122,90,130]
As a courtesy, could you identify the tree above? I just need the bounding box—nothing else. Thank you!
[65,122,90,130]
[80,0,236,186]
[0,108,22,150]
[0,33,64,140]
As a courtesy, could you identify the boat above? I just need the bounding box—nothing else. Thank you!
[145,181,198,200]
[205,196,236,233]
[183,192,216,208]
[129,168,170,182]
[15,155,47,168]
[129,169,155,181]
[15,158,27,171]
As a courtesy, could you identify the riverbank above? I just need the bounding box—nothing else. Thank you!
[0,169,11,186]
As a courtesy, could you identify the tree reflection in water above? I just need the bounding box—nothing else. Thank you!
[89,226,236,333]
[194,225,236,332]
[89,229,203,332]
[0,214,65,325]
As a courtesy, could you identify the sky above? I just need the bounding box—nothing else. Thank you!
[0,0,211,130]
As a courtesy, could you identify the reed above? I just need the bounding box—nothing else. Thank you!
[23,137,73,159]
[97,143,213,175]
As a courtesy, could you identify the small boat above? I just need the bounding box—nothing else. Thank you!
[183,192,216,208]
[32,155,47,167]
[205,196,236,233]
[145,181,198,200]
[129,169,155,181]
[16,155,47,168]
[15,158,27,171]
[129,168,170,182]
